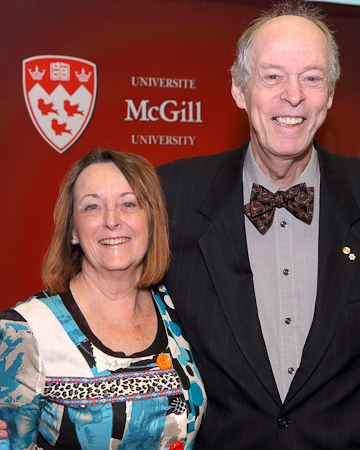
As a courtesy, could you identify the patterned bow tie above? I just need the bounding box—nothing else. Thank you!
[244,183,314,235]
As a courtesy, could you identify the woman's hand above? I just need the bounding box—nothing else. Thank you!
[0,420,8,439]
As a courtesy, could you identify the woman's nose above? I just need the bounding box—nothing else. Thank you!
[104,207,121,229]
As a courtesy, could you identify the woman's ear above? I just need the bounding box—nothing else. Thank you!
[71,231,79,246]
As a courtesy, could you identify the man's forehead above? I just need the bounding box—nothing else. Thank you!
[253,15,327,45]
[251,15,330,66]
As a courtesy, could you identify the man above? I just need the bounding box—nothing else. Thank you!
[158,2,360,449]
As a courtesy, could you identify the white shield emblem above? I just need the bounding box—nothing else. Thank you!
[23,56,97,154]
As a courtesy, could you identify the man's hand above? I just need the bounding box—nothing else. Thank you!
[0,420,8,439]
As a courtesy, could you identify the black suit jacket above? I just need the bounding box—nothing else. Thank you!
[157,141,360,450]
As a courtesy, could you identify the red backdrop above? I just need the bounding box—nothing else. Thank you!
[1,0,360,309]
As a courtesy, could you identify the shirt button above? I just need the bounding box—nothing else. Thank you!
[288,367,295,375]
[285,318,291,324]
[278,417,289,429]
[283,269,290,276]
[280,221,287,228]
[170,442,184,450]
[157,354,172,370]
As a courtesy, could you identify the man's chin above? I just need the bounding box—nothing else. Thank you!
[267,138,314,160]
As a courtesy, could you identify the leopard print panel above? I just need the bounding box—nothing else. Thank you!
[44,368,182,406]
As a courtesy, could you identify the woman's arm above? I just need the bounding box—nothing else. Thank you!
[0,309,46,449]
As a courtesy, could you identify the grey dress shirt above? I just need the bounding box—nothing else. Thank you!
[243,144,320,402]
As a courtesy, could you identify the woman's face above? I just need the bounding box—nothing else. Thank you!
[72,162,149,280]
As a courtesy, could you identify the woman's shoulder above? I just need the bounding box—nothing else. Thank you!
[152,284,178,320]
[0,290,67,332]
[0,296,43,366]
[151,284,189,340]
[0,291,44,320]
[151,284,175,312]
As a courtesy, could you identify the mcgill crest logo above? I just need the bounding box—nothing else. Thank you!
[23,56,97,154]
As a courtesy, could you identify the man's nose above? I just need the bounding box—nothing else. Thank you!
[280,78,305,107]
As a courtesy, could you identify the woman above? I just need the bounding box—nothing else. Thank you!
[0,150,206,450]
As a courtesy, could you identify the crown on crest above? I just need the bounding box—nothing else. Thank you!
[28,65,46,80]
[75,68,92,82]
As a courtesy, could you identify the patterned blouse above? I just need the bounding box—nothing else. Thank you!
[0,285,206,450]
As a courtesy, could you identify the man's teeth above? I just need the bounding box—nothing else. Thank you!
[273,117,304,126]
[100,238,130,245]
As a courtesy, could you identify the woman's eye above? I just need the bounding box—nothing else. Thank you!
[83,204,101,215]
[119,201,139,213]
[85,204,98,211]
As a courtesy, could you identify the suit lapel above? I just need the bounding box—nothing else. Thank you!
[198,143,281,406]
[285,144,360,404]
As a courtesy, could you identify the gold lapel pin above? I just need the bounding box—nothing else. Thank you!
[342,247,356,260]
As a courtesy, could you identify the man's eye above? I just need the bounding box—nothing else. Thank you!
[267,75,278,80]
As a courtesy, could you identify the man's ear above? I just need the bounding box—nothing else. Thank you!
[231,78,246,110]
[327,90,334,110]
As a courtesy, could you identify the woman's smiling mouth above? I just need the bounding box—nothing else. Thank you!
[99,237,131,245]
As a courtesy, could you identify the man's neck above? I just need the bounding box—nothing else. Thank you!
[252,146,313,188]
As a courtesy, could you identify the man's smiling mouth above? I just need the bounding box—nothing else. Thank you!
[273,117,304,126]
